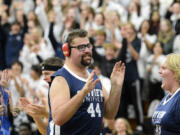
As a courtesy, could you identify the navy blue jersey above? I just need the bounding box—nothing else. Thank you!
[152,88,180,135]
[47,65,104,135]
[0,86,11,135]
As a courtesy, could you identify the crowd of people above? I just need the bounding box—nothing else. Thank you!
[0,0,180,135]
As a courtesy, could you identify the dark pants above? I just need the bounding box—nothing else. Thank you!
[116,80,144,125]
[149,81,165,103]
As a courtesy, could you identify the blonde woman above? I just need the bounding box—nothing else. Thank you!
[157,19,174,54]
[113,118,133,135]
[152,54,180,134]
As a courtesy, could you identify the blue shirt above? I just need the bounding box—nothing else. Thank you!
[47,66,104,135]
[152,88,180,135]
[5,33,23,68]
[0,86,11,135]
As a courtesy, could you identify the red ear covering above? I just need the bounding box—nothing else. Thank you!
[62,43,69,57]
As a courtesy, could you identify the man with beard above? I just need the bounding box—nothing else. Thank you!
[48,29,125,135]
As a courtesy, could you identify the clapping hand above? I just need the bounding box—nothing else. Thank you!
[82,71,100,95]
[19,97,48,118]
[110,61,125,86]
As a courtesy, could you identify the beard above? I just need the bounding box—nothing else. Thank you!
[80,54,92,66]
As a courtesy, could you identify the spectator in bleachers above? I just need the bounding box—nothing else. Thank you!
[150,0,160,12]
[173,19,180,53]
[92,29,106,61]
[35,0,64,44]
[80,2,95,32]
[27,11,39,26]
[158,19,174,54]
[164,0,180,20]
[137,20,157,93]
[149,10,160,35]
[93,42,117,78]
[19,28,54,73]
[102,43,117,78]
[8,61,26,107]
[90,12,105,33]
[19,33,35,73]
[48,20,65,59]
[128,0,147,31]
[7,61,31,134]
[5,22,25,68]
[23,65,42,104]
[0,11,9,70]
[159,0,174,18]
[117,22,143,133]
[0,11,10,33]
[19,122,33,135]
[60,6,80,39]
[170,2,180,30]
[146,42,166,103]
[102,0,128,23]
[15,9,28,32]
[112,118,133,135]
[104,10,123,43]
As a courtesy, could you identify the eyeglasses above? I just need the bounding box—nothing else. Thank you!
[70,43,93,52]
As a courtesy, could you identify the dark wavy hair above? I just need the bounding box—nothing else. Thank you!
[175,19,180,35]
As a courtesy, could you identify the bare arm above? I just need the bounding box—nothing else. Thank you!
[5,88,14,112]
[146,55,159,73]
[50,71,99,125]
[103,61,125,119]
[14,77,25,97]
[19,97,48,135]
[28,111,48,135]
[33,116,48,135]
[144,39,153,50]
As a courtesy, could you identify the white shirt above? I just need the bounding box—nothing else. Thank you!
[173,35,180,54]
[9,74,27,106]
[99,75,111,95]
[137,33,157,79]
[146,55,166,83]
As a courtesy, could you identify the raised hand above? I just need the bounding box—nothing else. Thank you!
[0,70,9,89]
[82,71,100,95]
[38,89,48,106]
[110,61,125,86]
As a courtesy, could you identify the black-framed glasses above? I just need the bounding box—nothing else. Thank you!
[70,43,93,52]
